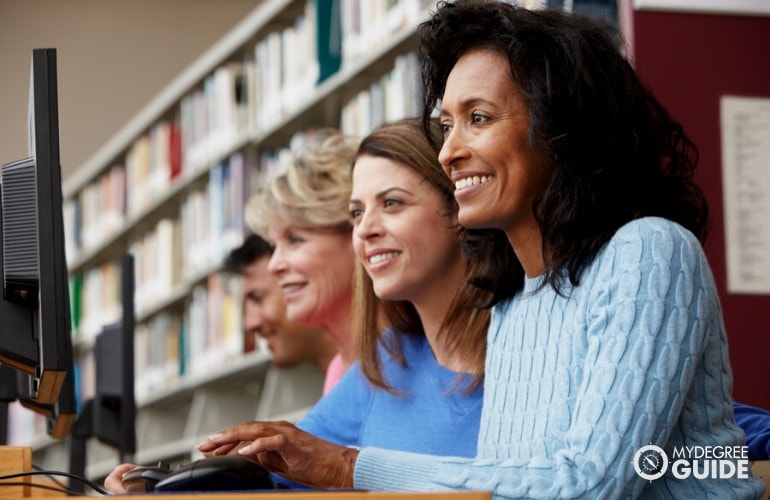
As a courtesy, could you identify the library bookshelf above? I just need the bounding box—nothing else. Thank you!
[5,0,433,483]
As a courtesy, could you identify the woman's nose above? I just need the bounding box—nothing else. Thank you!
[438,127,467,173]
[267,246,286,274]
[355,210,382,240]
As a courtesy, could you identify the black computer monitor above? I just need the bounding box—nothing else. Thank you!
[93,254,136,457]
[0,48,74,436]
[69,254,136,492]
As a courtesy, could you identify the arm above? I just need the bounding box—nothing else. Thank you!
[354,220,731,498]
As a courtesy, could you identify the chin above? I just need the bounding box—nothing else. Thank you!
[458,205,504,231]
[457,211,488,230]
[286,306,313,328]
[372,286,396,302]
[372,283,405,302]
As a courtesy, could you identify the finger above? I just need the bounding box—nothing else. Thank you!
[197,426,255,450]
[237,434,288,457]
[205,421,274,445]
[210,442,239,456]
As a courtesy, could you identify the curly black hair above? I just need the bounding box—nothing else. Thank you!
[419,0,708,304]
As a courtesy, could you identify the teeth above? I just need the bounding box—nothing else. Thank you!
[283,284,303,293]
[369,252,399,265]
[455,175,491,190]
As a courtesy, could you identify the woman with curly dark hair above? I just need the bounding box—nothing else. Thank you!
[171,3,765,498]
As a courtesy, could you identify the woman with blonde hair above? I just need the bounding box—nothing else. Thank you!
[246,129,359,393]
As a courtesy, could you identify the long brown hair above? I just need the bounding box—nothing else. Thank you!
[352,117,491,393]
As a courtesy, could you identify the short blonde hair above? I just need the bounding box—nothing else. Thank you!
[247,129,358,237]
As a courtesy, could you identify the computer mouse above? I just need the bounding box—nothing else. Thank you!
[121,462,172,493]
[153,455,276,492]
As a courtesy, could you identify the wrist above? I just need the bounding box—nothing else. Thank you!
[341,447,359,488]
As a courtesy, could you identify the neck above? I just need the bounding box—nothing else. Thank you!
[505,223,545,278]
[317,296,357,366]
[314,346,337,374]
[411,256,470,372]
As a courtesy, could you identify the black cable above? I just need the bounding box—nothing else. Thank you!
[0,470,109,496]
[31,463,69,490]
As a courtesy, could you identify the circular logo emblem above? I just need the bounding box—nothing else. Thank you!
[633,444,668,481]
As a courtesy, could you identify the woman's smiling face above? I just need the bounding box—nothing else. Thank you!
[438,48,550,240]
[350,154,464,305]
[266,226,354,330]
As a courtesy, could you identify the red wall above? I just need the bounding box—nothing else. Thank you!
[632,9,770,409]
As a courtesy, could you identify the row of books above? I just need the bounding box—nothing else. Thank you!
[177,154,253,278]
[181,63,251,171]
[133,272,252,403]
[341,0,432,63]
[70,269,252,407]
[62,119,184,263]
[254,0,322,133]
[71,262,123,344]
[71,159,254,343]
[63,0,430,265]
[340,51,422,137]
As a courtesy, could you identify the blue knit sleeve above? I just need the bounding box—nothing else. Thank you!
[354,218,764,499]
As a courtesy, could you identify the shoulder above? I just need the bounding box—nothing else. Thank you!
[613,216,700,247]
[594,217,707,279]
[582,217,719,324]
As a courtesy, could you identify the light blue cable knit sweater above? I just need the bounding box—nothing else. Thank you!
[354,217,765,499]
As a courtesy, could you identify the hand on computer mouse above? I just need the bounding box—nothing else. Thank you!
[198,420,359,489]
[104,462,141,494]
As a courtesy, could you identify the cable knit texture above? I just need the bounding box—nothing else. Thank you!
[354,217,765,499]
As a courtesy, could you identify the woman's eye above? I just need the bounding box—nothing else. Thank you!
[287,233,304,244]
[350,208,363,220]
[440,123,452,135]
[383,199,400,209]
[471,112,488,124]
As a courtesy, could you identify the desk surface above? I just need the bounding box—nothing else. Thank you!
[25,492,491,500]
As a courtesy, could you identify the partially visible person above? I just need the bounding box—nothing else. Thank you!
[247,129,360,395]
[223,233,336,373]
[734,402,770,461]
[184,3,764,498]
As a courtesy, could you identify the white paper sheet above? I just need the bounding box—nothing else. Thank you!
[721,95,770,294]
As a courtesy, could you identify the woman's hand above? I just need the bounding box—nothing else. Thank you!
[103,462,140,494]
[197,420,358,488]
